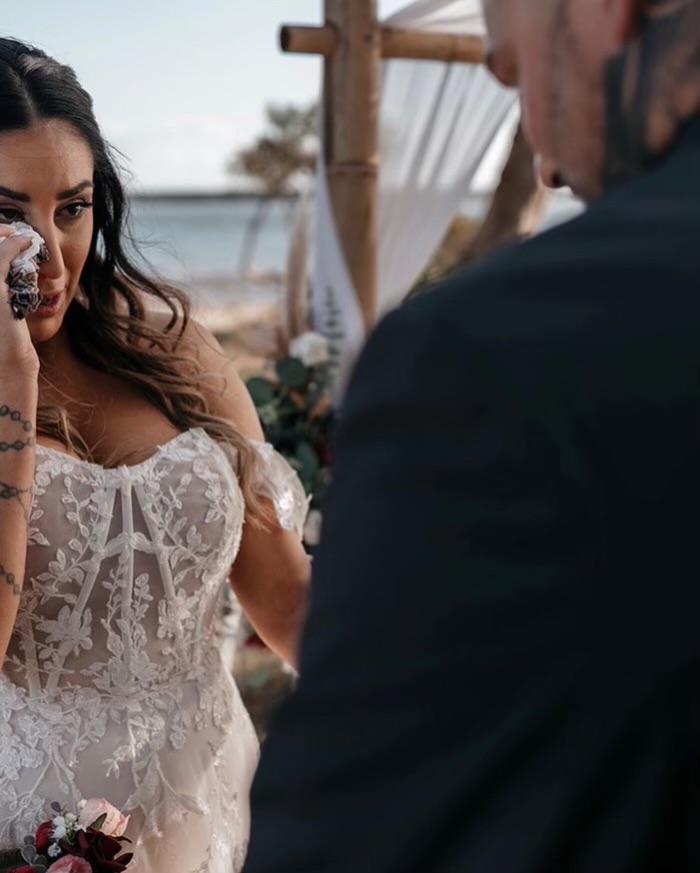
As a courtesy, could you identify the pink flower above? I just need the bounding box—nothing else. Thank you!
[78,798,130,837]
[47,857,93,873]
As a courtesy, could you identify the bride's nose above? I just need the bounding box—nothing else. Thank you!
[37,227,65,284]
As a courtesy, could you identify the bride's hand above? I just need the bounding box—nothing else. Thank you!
[0,227,39,378]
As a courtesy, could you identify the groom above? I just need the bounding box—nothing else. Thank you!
[245,1,700,870]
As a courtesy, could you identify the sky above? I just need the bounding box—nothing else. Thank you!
[0,1,411,192]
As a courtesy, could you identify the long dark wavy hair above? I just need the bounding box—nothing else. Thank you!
[0,38,266,519]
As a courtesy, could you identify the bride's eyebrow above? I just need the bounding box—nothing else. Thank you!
[58,180,94,200]
[0,180,94,202]
[0,185,30,202]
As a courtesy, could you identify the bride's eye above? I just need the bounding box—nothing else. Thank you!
[60,201,93,220]
[0,206,22,222]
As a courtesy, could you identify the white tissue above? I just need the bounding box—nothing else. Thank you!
[7,221,45,271]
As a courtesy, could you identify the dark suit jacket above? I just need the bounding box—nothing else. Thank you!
[244,117,700,873]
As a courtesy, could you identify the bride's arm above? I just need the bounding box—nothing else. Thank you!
[0,234,39,667]
[0,376,37,666]
[230,508,310,669]
[185,322,311,670]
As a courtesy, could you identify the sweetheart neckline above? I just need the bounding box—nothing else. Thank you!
[35,427,211,475]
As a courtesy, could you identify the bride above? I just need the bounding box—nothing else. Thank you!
[0,38,310,873]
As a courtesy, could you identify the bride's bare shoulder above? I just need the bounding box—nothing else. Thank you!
[144,305,263,439]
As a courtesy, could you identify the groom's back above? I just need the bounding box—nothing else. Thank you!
[245,122,700,873]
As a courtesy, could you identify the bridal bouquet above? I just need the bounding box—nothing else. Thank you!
[9,799,132,873]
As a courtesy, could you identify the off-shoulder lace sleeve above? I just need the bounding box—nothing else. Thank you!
[244,440,310,538]
[219,437,309,537]
[249,441,309,537]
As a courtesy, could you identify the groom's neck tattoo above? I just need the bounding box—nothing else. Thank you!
[603,0,700,186]
[0,403,35,452]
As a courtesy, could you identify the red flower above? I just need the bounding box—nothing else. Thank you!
[35,819,55,852]
[10,866,37,873]
[60,828,132,873]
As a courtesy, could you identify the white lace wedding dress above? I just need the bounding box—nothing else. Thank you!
[0,428,307,873]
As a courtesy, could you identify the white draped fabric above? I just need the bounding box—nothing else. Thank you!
[311,158,367,398]
[310,0,518,396]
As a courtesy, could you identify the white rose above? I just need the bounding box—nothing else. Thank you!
[289,332,330,368]
[303,509,323,546]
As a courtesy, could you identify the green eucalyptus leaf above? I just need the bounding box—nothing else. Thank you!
[295,442,319,492]
[21,845,37,863]
[90,812,108,831]
[276,357,310,390]
[50,802,62,813]
[246,377,276,406]
[277,401,300,420]
[23,835,35,846]
[257,403,279,428]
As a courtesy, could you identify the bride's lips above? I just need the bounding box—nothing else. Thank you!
[31,290,65,318]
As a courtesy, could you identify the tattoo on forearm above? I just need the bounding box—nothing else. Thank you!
[0,405,33,433]
[0,481,32,500]
[0,564,21,597]
[0,435,35,451]
[604,0,700,187]
[0,479,32,523]
[0,404,35,451]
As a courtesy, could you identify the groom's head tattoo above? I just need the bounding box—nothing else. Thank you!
[603,0,700,186]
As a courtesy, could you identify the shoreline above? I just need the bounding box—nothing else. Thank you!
[129,191,300,203]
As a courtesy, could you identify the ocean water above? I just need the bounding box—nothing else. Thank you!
[126,196,299,306]
[124,191,583,310]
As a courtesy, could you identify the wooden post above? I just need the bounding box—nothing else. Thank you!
[281,25,485,64]
[323,0,381,331]
[381,29,484,63]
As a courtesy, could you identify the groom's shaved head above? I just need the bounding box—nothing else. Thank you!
[483,0,700,201]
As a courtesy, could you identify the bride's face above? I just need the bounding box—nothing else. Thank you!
[0,118,94,345]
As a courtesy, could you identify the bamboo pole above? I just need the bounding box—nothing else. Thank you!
[280,9,487,330]
[323,0,381,331]
[280,24,486,65]
[280,24,337,57]
[381,28,485,64]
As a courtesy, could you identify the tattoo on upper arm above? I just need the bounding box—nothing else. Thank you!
[604,0,700,186]
[0,564,21,597]
[0,404,35,451]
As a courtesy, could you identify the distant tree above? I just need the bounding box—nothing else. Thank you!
[231,103,318,194]
[230,102,318,277]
